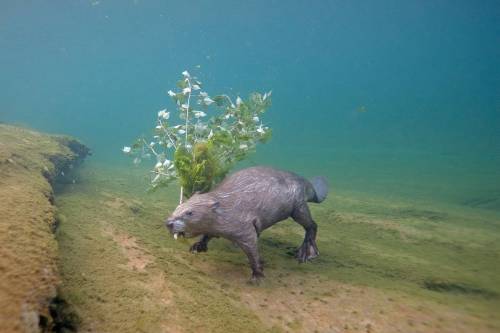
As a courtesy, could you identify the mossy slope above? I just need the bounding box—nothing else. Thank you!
[56,163,500,333]
[0,124,89,332]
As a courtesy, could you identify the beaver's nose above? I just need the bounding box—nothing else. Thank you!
[165,219,174,230]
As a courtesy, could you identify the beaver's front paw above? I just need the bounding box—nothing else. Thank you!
[190,241,208,253]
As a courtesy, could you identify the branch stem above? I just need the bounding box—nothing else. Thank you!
[142,138,159,156]
[158,118,177,149]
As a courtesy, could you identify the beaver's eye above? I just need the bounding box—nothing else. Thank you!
[185,211,193,217]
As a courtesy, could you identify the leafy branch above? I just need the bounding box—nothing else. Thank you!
[123,70,272,203]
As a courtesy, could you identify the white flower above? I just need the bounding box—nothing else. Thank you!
[167,142,173,148]
[182,87,191,94]
[150,142,155,147]
[167,90,176,97]
[193,111,207,118]
[158,109,170,119]
[239,143,248,150]
[192,84,201,90]
[263,91,272,101]
[195,123,207,131]
[208,130,214,139]
[181,103,189,109]
[163,159,171,167]
[224,114,232,119]
[236,96,243,106]
[186,144,192,149]
[257,125,265,134]
[155,162,162,169]
[253,116,259,122]
[155,125,162,130]
[182,70,190,77]
[122,146,131,153]
[199,91,208,97]
[178,129,186,134]
[203,97,214,105]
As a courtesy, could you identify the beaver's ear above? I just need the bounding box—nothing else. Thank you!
[211,201,220,212]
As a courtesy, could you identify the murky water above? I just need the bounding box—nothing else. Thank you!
[1,1,499,206]
[2,2,500,331]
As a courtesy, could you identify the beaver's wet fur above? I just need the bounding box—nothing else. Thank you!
[166,166,328,282]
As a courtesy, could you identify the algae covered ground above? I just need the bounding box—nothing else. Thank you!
[55,161,500,333]
[0,124,89,332]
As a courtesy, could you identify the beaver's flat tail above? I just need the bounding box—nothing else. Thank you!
[309,176,329,203]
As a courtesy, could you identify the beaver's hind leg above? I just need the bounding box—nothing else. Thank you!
[292,203,319,263]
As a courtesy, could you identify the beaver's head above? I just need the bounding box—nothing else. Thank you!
[165,193,219,239]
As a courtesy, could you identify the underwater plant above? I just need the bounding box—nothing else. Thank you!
[123,70,272,203]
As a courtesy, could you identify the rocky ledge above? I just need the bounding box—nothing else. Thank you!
[0,124,90,332]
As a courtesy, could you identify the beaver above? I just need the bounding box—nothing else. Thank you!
[165,166,328,282]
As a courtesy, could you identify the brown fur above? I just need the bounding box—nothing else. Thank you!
[165,166,328,282]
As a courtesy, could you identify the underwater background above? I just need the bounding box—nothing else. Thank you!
[1,0,499,207]
[2,2,500,332]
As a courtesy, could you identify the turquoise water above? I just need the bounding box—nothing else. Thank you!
[1,1,499,207]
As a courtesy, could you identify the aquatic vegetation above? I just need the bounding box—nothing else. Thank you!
[124,70,272,201]
[55,163,500,332]
[0,124,89,333]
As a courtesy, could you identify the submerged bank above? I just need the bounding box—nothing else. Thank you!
[55,161,500,333]
[0,124,89,332]
[1,123,499,332]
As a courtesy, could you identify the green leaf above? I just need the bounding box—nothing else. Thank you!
[212,95,226,107]
[176,79,188,89]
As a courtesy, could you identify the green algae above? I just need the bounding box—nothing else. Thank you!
[55,162,500,332]
[56,164,270,332]
[0,124,89,333]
